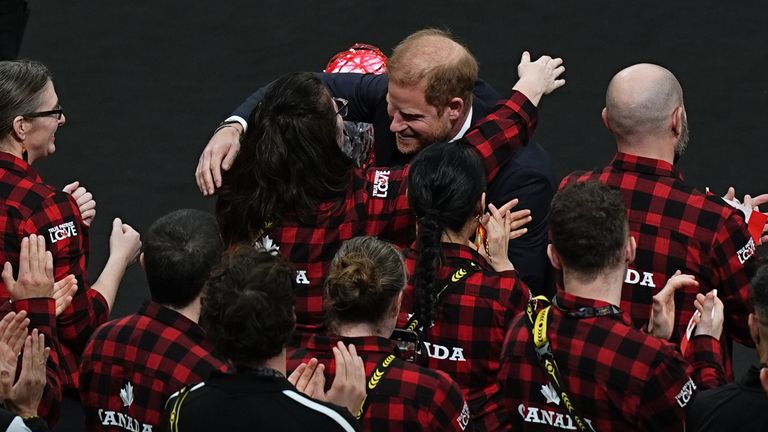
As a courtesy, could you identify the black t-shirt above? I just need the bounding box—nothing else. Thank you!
[164,370,359,432]
[687,365,768,431]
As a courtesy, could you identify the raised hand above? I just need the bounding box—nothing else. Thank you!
[513,51,566,106]
[1,235,54,300]
[648,271,699,340]
[63,181,96,227]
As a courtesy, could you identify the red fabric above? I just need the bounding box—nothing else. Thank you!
[287,334,471,431]
[400,242,530,431]
[1,298,62,428]
[79,301,230,432]
[254,92,537,334]
[561,152,756,378]
[0,151,109,390]
[499,291,724,430]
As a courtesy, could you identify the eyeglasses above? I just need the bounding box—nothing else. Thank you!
[21,106,64,120]
[333,98,348,118]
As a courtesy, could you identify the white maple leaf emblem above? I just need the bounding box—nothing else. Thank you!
[540,383,560,405]
[120,382,134,407]
[253,235,280,256]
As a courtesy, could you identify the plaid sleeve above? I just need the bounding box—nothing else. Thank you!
[637,350,696,431]
[709,211,756,346]
[364,166,416,247]
[19,192,109,354]
[12,298,62,428]
[463,91,537,183]
[427,374,473,431]
[684,335,725,390]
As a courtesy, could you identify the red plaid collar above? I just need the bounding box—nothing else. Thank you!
[139,300,208,340]
[611,152,684,181]
[0,151,42,181]
[554,291,633,325]
[407,242,492,271]
[304,333,395,355]
[440,242,492,270]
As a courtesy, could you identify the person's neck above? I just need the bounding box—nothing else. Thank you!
[616,138,675,165]
[562,265,624,306]
[167,298,201,324]
[240,351,287,376]
[441,225,475,248]
[0,139,24,161]
[334,321,389,338]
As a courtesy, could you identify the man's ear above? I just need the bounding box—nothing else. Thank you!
[547,244,562,270]
[601,107,611,131]
[671,106,684,136]
[446,97,464,122]
[749,313,761,347]
[626,236,637,264]
[139,252,145,271]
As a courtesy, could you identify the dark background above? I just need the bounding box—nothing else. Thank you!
[17,0,768,373]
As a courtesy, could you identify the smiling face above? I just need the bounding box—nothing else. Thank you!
[386,80,453,155]
[22,80,65,163]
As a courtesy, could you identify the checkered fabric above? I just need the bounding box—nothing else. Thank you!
[0,151,110,390]
[0,298,62,428]
[561,152,756,378]
[399,243,530,431]
[254,91,537,333]
[79,301,230,432]
[499,291,724,431]
[287,334,473,431]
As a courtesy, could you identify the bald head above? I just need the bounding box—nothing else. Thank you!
[605,64,684,139]
[388,29,478,109]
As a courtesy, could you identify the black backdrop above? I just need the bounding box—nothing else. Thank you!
[18,0,768,374]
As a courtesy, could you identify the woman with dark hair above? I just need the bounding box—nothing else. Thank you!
[0,59,140,427]
[165,247,363,432]
[216,55,563,338]
[287,236,472,431]
[402,140,532,431]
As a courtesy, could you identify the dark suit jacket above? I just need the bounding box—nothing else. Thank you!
[232,73,555,294]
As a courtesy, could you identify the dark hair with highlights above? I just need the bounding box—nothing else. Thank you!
[216,72,353,245]
[143,209,224,308]
[324,237,407,331]
[549,181,629,277]
[201,247,297,364]
[407,141,485,327]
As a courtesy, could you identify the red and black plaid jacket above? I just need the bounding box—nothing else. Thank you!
[250,91,537,335]
[0,151,109,389]
[287,334,473,431]
[78,301,230,432]
[399,243,530,431]
[499,291,724,431]
[561,152,756,377]
[0,298,62,428]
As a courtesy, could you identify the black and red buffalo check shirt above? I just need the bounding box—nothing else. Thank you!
[287,334,473,431]
[0,298,62,428]
[79,301,230,432]
[561,152,756,377]
[249,91,537,335]
[499,291,724,431]
[0,151,109,389]
[399,242,531,431]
